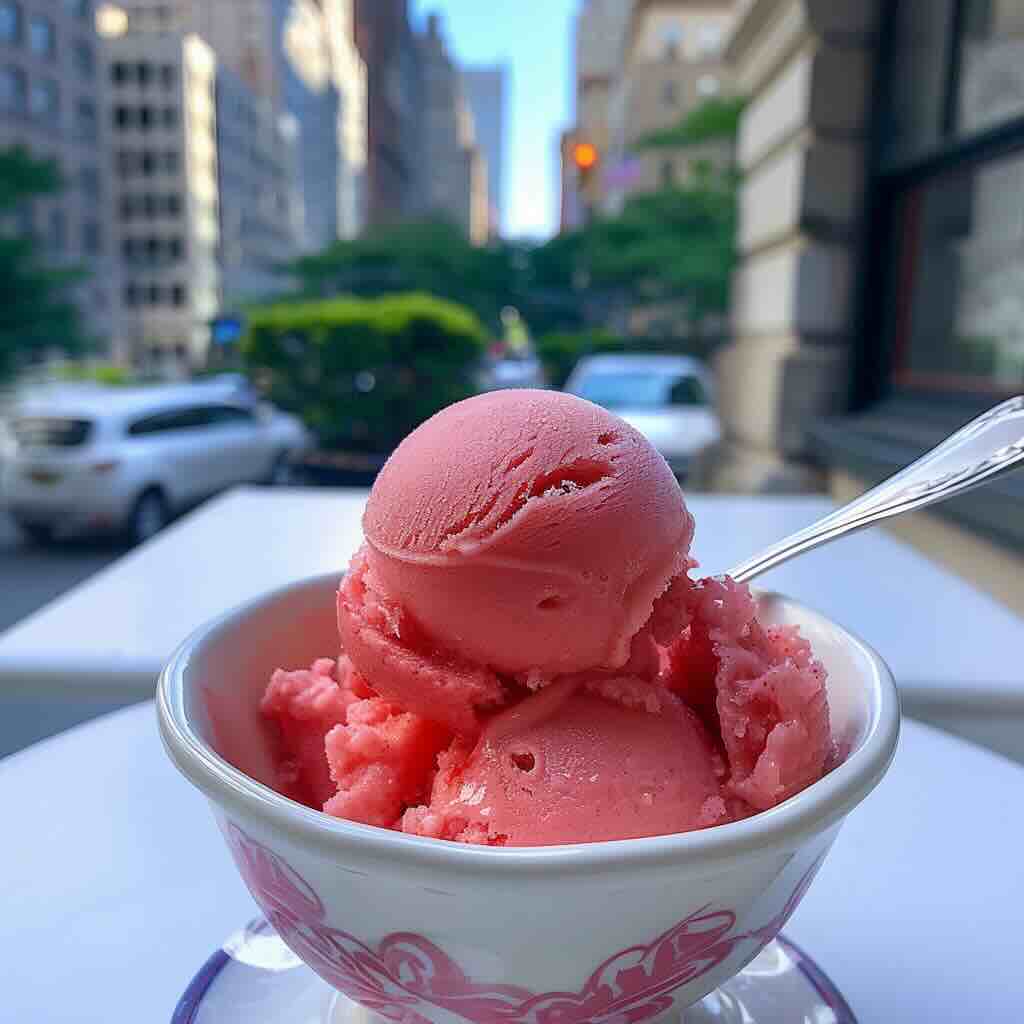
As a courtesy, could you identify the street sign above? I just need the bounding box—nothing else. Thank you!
[211,316,244,346]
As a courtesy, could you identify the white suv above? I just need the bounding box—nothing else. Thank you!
[1,383,310,544]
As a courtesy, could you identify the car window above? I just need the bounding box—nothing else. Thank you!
[127,406,208,436]
[668,375,708,407]
[204,404,256,426]
[572,371,674,410]
[12,417,93,447]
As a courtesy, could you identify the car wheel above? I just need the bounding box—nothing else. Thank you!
[128,488,169,545]
[17,522,56,547]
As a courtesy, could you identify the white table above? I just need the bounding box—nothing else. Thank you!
[2,704,1022,1022]
[1,488,1021,759]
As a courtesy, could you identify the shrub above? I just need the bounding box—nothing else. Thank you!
[242,293,487,453]
[57,362,131,387]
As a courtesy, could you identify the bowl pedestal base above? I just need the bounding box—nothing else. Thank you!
[174,920,857,1024]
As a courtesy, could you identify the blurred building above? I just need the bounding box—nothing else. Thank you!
[698,0,1024,613]
[104,32,222,369]
[354,0,422,226]
[115,0,366,248]
[321,0,367,241]
[0,0,123,356]
[603,0,735,213]
[564,0,633,224]
[417,14,488,244]
[216,66,302,305]
[461,66,507,235]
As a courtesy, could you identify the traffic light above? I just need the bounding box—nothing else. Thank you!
[573,141,600,183]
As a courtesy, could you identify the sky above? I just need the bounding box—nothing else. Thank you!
[410,1,578,240]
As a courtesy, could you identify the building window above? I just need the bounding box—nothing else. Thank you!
[28,14,54,59]
[661,25,683,61]
[28,79,59,121]
[163,105,177,128]
[171,283,186,307]
[46,208,66,253]
[164,150,179,173]
[74,98,97,142]
[871,0,1024,396]
[0,2,21,45]
[82,220,101,254]
[0,65,25,112]
[141,151,156,174]
[160,64,176,89]
[661,80,679,107]
[73,39,94,78]
[697,74,720,98]
[138,105,153,131]
[112,61,129,85]
[147,283,161,305]
[142,193,157,217]
[65,0,91,19]
[80,165,100,198]
[697,24,722,57]
[114,105,132,129]
[166,192,181,215]
[137,62,152,88]
[168,236,183,260]
[124,282,139,307]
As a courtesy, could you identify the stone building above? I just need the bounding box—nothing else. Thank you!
[699,0,1024,613]
[603,0,735,213]
[0,0,122,356]
[564,0,633,223]
[461,65,507,235]
[116,0,365,248]
[215,64,301,305]
[354,0,422,226]
[417,14,488,244]
[104,31,221,369]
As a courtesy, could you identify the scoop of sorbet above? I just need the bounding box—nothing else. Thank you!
[360,390,694,679]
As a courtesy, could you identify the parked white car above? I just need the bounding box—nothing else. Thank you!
[1,384,310,544]
[565,353,720,479]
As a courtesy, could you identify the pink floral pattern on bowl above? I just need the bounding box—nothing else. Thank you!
[226,823,822,1024]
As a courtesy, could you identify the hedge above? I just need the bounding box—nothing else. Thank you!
[242,293,487,453]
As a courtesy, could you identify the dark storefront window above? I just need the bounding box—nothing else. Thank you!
[829,0,1024,551]
[872,0,1024,398]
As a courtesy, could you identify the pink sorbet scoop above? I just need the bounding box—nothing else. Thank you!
[258,390,834,845]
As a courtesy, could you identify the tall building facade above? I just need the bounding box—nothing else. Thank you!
[417,14,488,243]
[354,0,422,226]
[566,0,632,223]
[104,32,221,369]
[603,0,734,212]
[216,65,301,305]
[321,0,366,240]
[103,27,301,368]
[115,0,366,249]
[0,0,122,355]
[694,0,1024,620]
[461,66,507,235]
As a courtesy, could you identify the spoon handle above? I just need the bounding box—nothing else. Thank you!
[728,396,1024,585]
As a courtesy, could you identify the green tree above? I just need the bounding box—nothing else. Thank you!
[0,146,87,380]
[288,219,583,339]
[242,292,487,453]
[532,97,744,334]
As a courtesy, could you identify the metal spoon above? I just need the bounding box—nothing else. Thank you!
[727,396,1024,584]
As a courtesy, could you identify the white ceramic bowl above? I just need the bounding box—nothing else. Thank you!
[158,572,899,1023]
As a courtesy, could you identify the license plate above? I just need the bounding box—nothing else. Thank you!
[26,468,63,485]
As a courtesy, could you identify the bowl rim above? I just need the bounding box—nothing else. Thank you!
[157,571,900,880]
